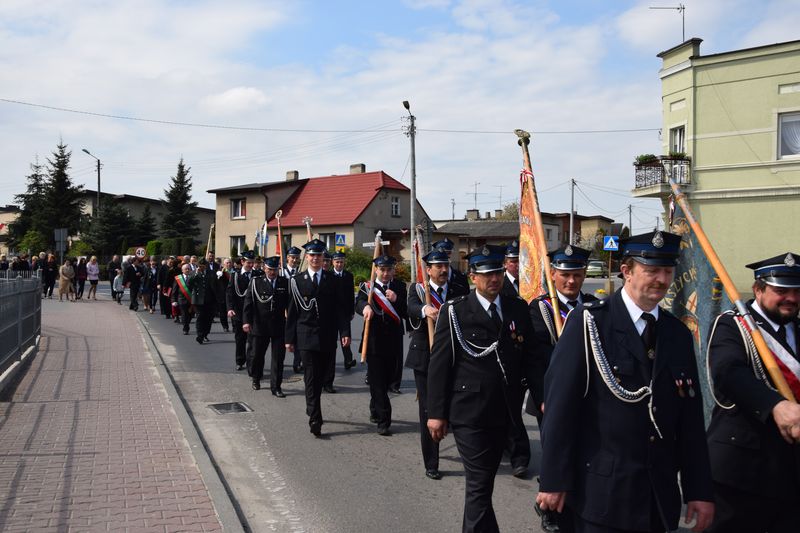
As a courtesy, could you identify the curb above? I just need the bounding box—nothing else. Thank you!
[136,314,248,533]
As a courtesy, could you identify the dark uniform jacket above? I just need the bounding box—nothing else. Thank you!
[332,269,355,318]
[449,266,469,291]
[526,292,598,413]
[405,281,470,373]
[123,263,142,288]
[540,289,713,531]
[355,279,407,354]
[500,275,519,299]
[706,301,800,501]
[427,290,540,429]
[242,276,288,338]
[190,269,216,306]
[285,269,351,352]
[226,270,253,318]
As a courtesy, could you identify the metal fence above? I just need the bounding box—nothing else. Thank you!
[0,274,42,378]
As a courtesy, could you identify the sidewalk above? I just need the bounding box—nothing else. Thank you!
[0,297,233,532]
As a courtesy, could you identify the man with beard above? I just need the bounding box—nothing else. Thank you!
[406,249,470,479]
[537,232,714,533]
[227,251,256,371]
[285,239,351,437]
[243,257,288,395]
[427,246,540,533]
[705,253,800,533]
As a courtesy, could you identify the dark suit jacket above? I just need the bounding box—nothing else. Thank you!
[449,266,469,290]
[706,301,800,501]
[405,281,470,373]
[285,269,351,352]
[123,263,142,288]
[226,270,253,318]
[539,289,713,531]
[355,279,407,356]
[332,269,355,317]
[427,290,540,429]
[170,273,192,307]
[500,275,519,299]
[242,276,288,339]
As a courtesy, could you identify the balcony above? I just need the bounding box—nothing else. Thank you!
[632,155,691,198]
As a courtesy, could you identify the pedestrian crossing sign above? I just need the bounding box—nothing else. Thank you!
[603,236,619,251]
[335,234,346,246]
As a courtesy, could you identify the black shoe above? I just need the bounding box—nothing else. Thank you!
[389,386,401,394]
[323,385,337,394]
[196,336,204,344]
[183,331,189,335]
[272,389,286,398]
[364,376,369,385]
[252,380,260,390]
[223,327,230,332]
[369,415,379,424]
[512,465,528,478]
[310,422,322,437]
[425,469,442,480]
[293,366,304,374]
[236,364,245,371]
[344,360,357,370]
[203,336,209,342]
[377,427,391,436]
[534,503,560,532]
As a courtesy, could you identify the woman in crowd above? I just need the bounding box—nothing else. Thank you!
[75,257,88,299]
[58,258,76,302]
[86,256,100,300]
[43,254,58,298]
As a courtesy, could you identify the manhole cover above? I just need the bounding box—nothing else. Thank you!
[208,402,253,415]
[283,375,302,383]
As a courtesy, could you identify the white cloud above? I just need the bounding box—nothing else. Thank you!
[201,87,270,115]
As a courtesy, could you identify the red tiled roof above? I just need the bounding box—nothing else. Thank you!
[268,171,407,228]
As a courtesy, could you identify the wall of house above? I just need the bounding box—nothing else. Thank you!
[214,191,267,256]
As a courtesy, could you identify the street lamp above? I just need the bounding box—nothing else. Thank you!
[81,148,102,213]
[402,100,417,282]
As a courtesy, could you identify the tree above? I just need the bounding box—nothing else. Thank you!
[18,229,49,256]
[8,159,48,250]
[40,141,85,245]
[496,201,519,221]
[132,205,158,244]
[81,199,135,258]
[160,158,200,239]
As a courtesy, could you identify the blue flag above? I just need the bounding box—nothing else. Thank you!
[664,198,731,423]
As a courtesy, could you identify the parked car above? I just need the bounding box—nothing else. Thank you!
[586,260,608,278]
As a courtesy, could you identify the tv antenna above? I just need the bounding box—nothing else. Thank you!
[650,3,685,42]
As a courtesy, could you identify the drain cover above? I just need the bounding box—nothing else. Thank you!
[283,375,302,383]
[208,402,253,415]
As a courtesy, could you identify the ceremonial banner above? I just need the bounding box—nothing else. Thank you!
[518,169,548,303]
[664,198,731,422]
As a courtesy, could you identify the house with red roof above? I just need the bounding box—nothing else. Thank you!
[208,164,429,262]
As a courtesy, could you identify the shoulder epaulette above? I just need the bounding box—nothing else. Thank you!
[583,299,606,309]
[450,295,468,305]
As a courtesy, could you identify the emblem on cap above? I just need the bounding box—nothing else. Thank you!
[652,231,664,249]
[786,253,796,267]
[482,246,490,256]
[565,245,573,256]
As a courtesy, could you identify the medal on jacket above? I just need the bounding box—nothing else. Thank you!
[675,379,685,398]
[686,378,695,398]
[510,320,517,340]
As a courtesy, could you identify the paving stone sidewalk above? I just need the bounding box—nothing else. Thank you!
[0,298,225,532]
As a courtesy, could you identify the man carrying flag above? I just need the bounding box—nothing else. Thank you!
[706,253,800,533]
[356,255,407,436]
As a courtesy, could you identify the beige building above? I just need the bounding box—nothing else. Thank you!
[633,38,800,290]
[209,164,429,262]
[0,205,20,256]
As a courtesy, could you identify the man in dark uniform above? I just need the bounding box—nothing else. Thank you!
[124,256,143,311]
[427,246,542,533]
[285,239,351,437]
[537,231,715,533]
[171,263,194,335]
[192,259,216,344]
[501,240,521,298]
[227,252,255,371]
[706,253,800,533]
[432,237,469,289]
[525,244,597,532]
[356,255,407,436]
[243,256,289,394]
[323,251,356,393]
[406,249,470,479]
[215,257,232,332]
[283,246,304,373]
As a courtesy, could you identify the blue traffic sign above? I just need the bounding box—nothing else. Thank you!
[335,234,346,246]
[603,235,619,251]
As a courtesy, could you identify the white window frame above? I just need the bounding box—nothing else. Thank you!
[230,235,246,255]
[778,112,800,160]
[669,126,685,154]
[231,198,247,219]
[319,232,336,251]
[390,196,400,217]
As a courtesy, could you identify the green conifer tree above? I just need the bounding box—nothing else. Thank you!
[8,159,48,250]
[160,158,200,239]
[40,141,85,246]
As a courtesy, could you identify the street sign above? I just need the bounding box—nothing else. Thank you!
[54,228,68,243]
[335,234,346,246]
[135,247,146,258]
[603,236,619,251]
[363,241,390,247]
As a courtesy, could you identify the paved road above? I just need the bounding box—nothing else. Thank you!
[138,302,548,532]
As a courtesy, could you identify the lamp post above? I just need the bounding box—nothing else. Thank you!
[81,149,101,213]
[402,100,417,282]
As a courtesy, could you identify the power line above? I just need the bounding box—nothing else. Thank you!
[420,127,661,135]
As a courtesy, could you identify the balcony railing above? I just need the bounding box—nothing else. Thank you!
[634,156,691,189]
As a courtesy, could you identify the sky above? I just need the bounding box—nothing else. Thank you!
[1,0,797,234]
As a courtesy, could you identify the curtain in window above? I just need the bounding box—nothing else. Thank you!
[781,114,800,156]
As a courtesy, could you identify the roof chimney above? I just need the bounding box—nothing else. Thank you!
[349,163,366,174]
[485,211,491,219]
[466,209,479,221]
[286,170,299,181]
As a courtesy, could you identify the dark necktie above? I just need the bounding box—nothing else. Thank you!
[489,302,502,330]
[436,286,443,300]
[641,312,657,360]
[313,272,319,288]
[568,299,578,309]
[514,279,519,291]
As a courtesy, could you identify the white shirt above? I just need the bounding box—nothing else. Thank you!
[621,285,659,336]
[334,268,344,277]
[505,272,519,293]
[475,291,503,321]
[753,300,797,354]
[307,268,321,284]
[421,281,448,318]
[556,290,582,311]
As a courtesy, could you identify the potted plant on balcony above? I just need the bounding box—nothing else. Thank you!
[634,154,659,166]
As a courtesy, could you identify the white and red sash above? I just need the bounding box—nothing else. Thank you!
[368,282,401,324]
[735,315,800,399]
[415,282,444,310]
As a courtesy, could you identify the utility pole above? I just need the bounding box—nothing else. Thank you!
[569,179,576,245]
[403,101,417,283]
[471,181,480,210]
[629,204,633,235]
[81,149,102,212]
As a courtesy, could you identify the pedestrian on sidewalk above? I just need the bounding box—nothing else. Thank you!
[86,256,100,300]
[112,269,124,304]
[142,257,159,314]
[58,258,76,302]
[43,254,58,298]
[75,256,87,299]
[107,254,121,301]
[124,256,143,311]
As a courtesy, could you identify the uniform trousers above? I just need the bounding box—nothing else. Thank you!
[231,318,248,367]
[390,348,404,390]
[414,370,439,471]
[324,334,354,387]
[367,352,395,430]
[301,348,335,427]
[505,416,531,469]
[707,482,800,533]
[159,292,171,318]
[128,285,140,310]
[179,304,192,333]
[217,301,229,330]
[195,303,215,338]
[452,424,507,533]
[560,496,667,533]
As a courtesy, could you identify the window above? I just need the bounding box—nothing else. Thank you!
[231,198,246,219]
[319,233,336,251]
[545,228,552,240]
[779,112,800,159]
[230,236,246,256]
[391,196,400,217]
[669,126,685,154]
